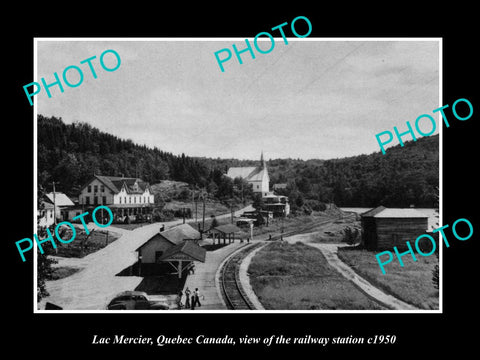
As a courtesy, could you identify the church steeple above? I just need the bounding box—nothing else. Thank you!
[260,151,266,169]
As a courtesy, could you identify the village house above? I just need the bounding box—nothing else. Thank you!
[45,192,75,222]
[361,206,429,250]
[78,175,155,222]
[38,201,55,228]
[262,193,290,217]
[38,192,75,227]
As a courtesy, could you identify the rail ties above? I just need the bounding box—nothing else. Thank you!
[220,243,264,310]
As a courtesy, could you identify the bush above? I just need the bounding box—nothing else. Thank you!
[304,199,327,212]
[342,226,360,245]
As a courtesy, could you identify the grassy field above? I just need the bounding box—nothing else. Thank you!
[249,242,384,310]
[337,247,439,310]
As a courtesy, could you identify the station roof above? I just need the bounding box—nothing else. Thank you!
[158,240,206,263]
[136,223,201,250]
[211,224,242,234]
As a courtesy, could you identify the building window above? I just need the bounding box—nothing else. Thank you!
[144,196,146,203]
[129,197,131,204]
[86,197,90,205]
[100,185,105,192]
[134,197,136,204]
[119,197,122,204]
[124,197,126,204]
[94,185,98,193]
[102,196,107,204]
[257,185,260,189]
[88,185,92,193]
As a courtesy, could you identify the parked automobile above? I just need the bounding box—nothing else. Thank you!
[107,291,169,310]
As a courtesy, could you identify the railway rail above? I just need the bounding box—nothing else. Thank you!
[220,243,264,310]
[219,212,357,309]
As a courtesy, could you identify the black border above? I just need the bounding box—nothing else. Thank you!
[7,6,478,356]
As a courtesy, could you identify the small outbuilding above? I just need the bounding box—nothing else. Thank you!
[361,206,429,250]
[135,223,204,276]
[208,224,243,245]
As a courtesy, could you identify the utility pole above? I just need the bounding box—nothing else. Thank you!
[52,181,57,226]
[202,191,206,233]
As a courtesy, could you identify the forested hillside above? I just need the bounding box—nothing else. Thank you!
[38,115,438,207]
[268,135,439,208]
[37,115,210,196]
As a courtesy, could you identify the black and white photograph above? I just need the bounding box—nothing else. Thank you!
[6,7,478,356]
[33,39,441,312]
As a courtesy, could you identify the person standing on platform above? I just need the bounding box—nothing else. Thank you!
[185,287,191,309]
[176,290,183,309]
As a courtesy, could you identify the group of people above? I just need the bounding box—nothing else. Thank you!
[176,287,204,310]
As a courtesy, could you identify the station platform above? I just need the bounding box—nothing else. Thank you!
[180,241,249,310]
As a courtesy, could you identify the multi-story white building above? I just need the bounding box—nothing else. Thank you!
[78,175,155,221]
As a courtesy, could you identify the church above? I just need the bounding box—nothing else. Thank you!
[226,152,270,197]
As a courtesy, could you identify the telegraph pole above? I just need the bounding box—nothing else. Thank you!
[52,181,57,226]
[202,191,206,232]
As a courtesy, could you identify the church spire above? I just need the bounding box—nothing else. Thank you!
[260,151,266,169]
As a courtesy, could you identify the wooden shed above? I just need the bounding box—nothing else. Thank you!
[361,206,429,250]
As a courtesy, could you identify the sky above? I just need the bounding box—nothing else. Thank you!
[36,39,440,160]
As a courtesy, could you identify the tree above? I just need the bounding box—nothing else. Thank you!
[252,193,264,211]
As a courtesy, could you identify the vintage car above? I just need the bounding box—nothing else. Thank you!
[107,291,169,310]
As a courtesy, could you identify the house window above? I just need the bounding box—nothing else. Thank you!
[134,197,136,204]
[94,196,98,205]
[102,196,107,204]
[124,197,126,204]
[129,197,131,204]
[87,185,92,193]
[86,197,90,205]
[119,197,122,204]
[257,185,260,189]
[100,185,105,192]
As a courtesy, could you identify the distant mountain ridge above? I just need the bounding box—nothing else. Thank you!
[38,115,438,207]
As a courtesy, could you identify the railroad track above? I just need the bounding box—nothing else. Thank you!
[219,212,357,310]
[268,212,357,241]
[220,243,264,310]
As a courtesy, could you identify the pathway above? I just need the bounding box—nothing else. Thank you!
[283,233,419,310]
[307,243,419,310]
